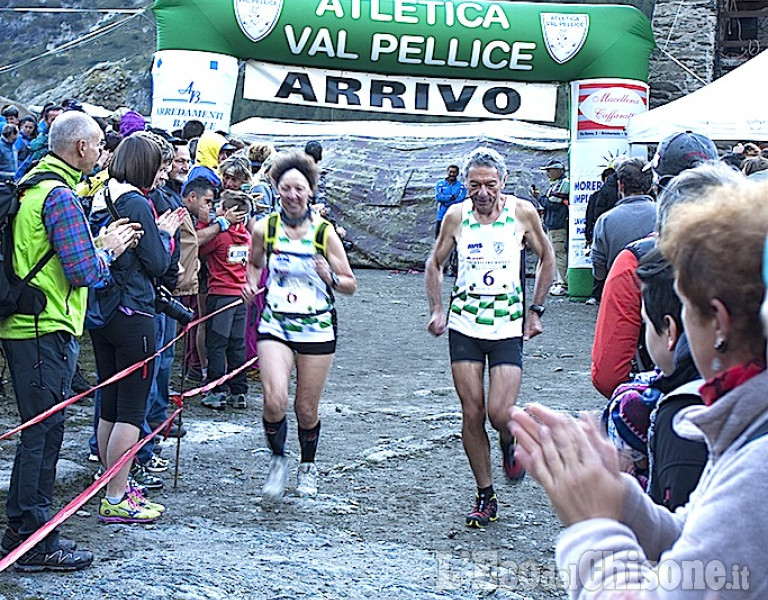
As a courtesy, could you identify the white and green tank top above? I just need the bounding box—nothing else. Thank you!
[448,197,524,340]
[259,215,335,343]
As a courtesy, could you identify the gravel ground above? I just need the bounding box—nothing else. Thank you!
[0,269,605,600]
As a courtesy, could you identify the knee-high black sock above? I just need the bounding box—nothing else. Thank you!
[263,417,287,456]
[298,421,321,463]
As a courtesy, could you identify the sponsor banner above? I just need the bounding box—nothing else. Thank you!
[243,60,557,120]
[567,79,648,269]
[153,1,655,83]
[150,50,239,133]
[575,79,649,139]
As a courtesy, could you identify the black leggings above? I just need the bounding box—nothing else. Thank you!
[90,311,155,428]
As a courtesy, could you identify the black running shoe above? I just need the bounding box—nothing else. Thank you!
[15,544,93,572]
[466,493,498,528]
[0,528,77,557]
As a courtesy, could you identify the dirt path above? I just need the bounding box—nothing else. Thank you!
[0,269,604,599]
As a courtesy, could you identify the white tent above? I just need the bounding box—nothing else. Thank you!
[626,50,768,143]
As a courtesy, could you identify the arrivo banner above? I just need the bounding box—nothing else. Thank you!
[153,0,655,83]
[243,60,558,120]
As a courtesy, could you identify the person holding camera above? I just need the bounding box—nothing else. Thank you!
[88,135,183,524]
[199,190,253,410]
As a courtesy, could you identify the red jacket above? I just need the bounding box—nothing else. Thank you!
[591,248,642,398]
[199,224,251,296]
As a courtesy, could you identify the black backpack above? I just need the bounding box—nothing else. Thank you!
[0,172,68,318]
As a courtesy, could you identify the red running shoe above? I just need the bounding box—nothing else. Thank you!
[500,434,526,482]
[466,493,498,528]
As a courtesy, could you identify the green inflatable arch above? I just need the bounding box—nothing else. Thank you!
[152,0,655,83]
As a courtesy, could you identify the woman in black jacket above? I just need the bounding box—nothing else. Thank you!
[89,135,183,524]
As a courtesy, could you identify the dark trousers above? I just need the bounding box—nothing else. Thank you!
[205,294,247,396]
[1,332,78,551]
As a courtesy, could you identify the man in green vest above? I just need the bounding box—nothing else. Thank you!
[0,111,138,571]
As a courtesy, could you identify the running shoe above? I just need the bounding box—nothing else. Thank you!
[201,392,227,410]
[15,544,93,572]
[227,394,247,409]
[296,462,318,498]
[466,493,498,528]
[549,283,568,297]
[1,528,77,558]
[145,454,170,474]
[127,486,166,514]
[262,455,289,501]
[98,495,161,524]
[131,464,164,490]
[499,434,526,482]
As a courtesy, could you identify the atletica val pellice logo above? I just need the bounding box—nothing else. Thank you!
[234,0,283,42]
[540,13,589,65]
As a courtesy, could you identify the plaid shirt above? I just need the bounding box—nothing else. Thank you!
[43,186,112,287]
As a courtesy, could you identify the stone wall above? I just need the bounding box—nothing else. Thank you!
[648,0,719,107]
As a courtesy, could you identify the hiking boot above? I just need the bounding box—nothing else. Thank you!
[201,392,226,410]
[227,394,247,409]
[99,495,161,524]
[70,368,94,398]
[466,493,498,528]
[145,454,170,474]
[15,543,93,572]
[127,487,166,514]
[296,462,318,498]
[262,455,289,501]
[1,528,77,557]
[149,421,187,438]
[499,434,526,482]
[131,464,164,490]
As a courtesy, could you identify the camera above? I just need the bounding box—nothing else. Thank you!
[155,285,194,325]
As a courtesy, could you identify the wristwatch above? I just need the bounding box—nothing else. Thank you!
[330,272,340,289]
[528,304,545,317]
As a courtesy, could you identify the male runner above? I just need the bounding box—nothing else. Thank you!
[426,147,555,528]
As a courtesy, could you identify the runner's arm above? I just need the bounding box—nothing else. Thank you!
[425,204,459,335]
[317,227,357,296]
[517,199,555,340]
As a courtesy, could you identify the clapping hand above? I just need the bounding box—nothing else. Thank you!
[96,217,143,258]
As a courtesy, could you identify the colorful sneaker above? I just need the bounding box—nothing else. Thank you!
[466,493,498,528]
[262,455,289,501]
[99,495,161,524]
[127,487,166,514]
[296,462,318,498]
[145,454,170,473]
[499,434,526,482]
[131,464,164,490]
[227,394,247,409]
[201,392,227,410]
[15,543,93,572]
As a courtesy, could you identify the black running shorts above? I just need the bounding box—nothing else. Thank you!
[258,333,336,355]
[448,329,523,368]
